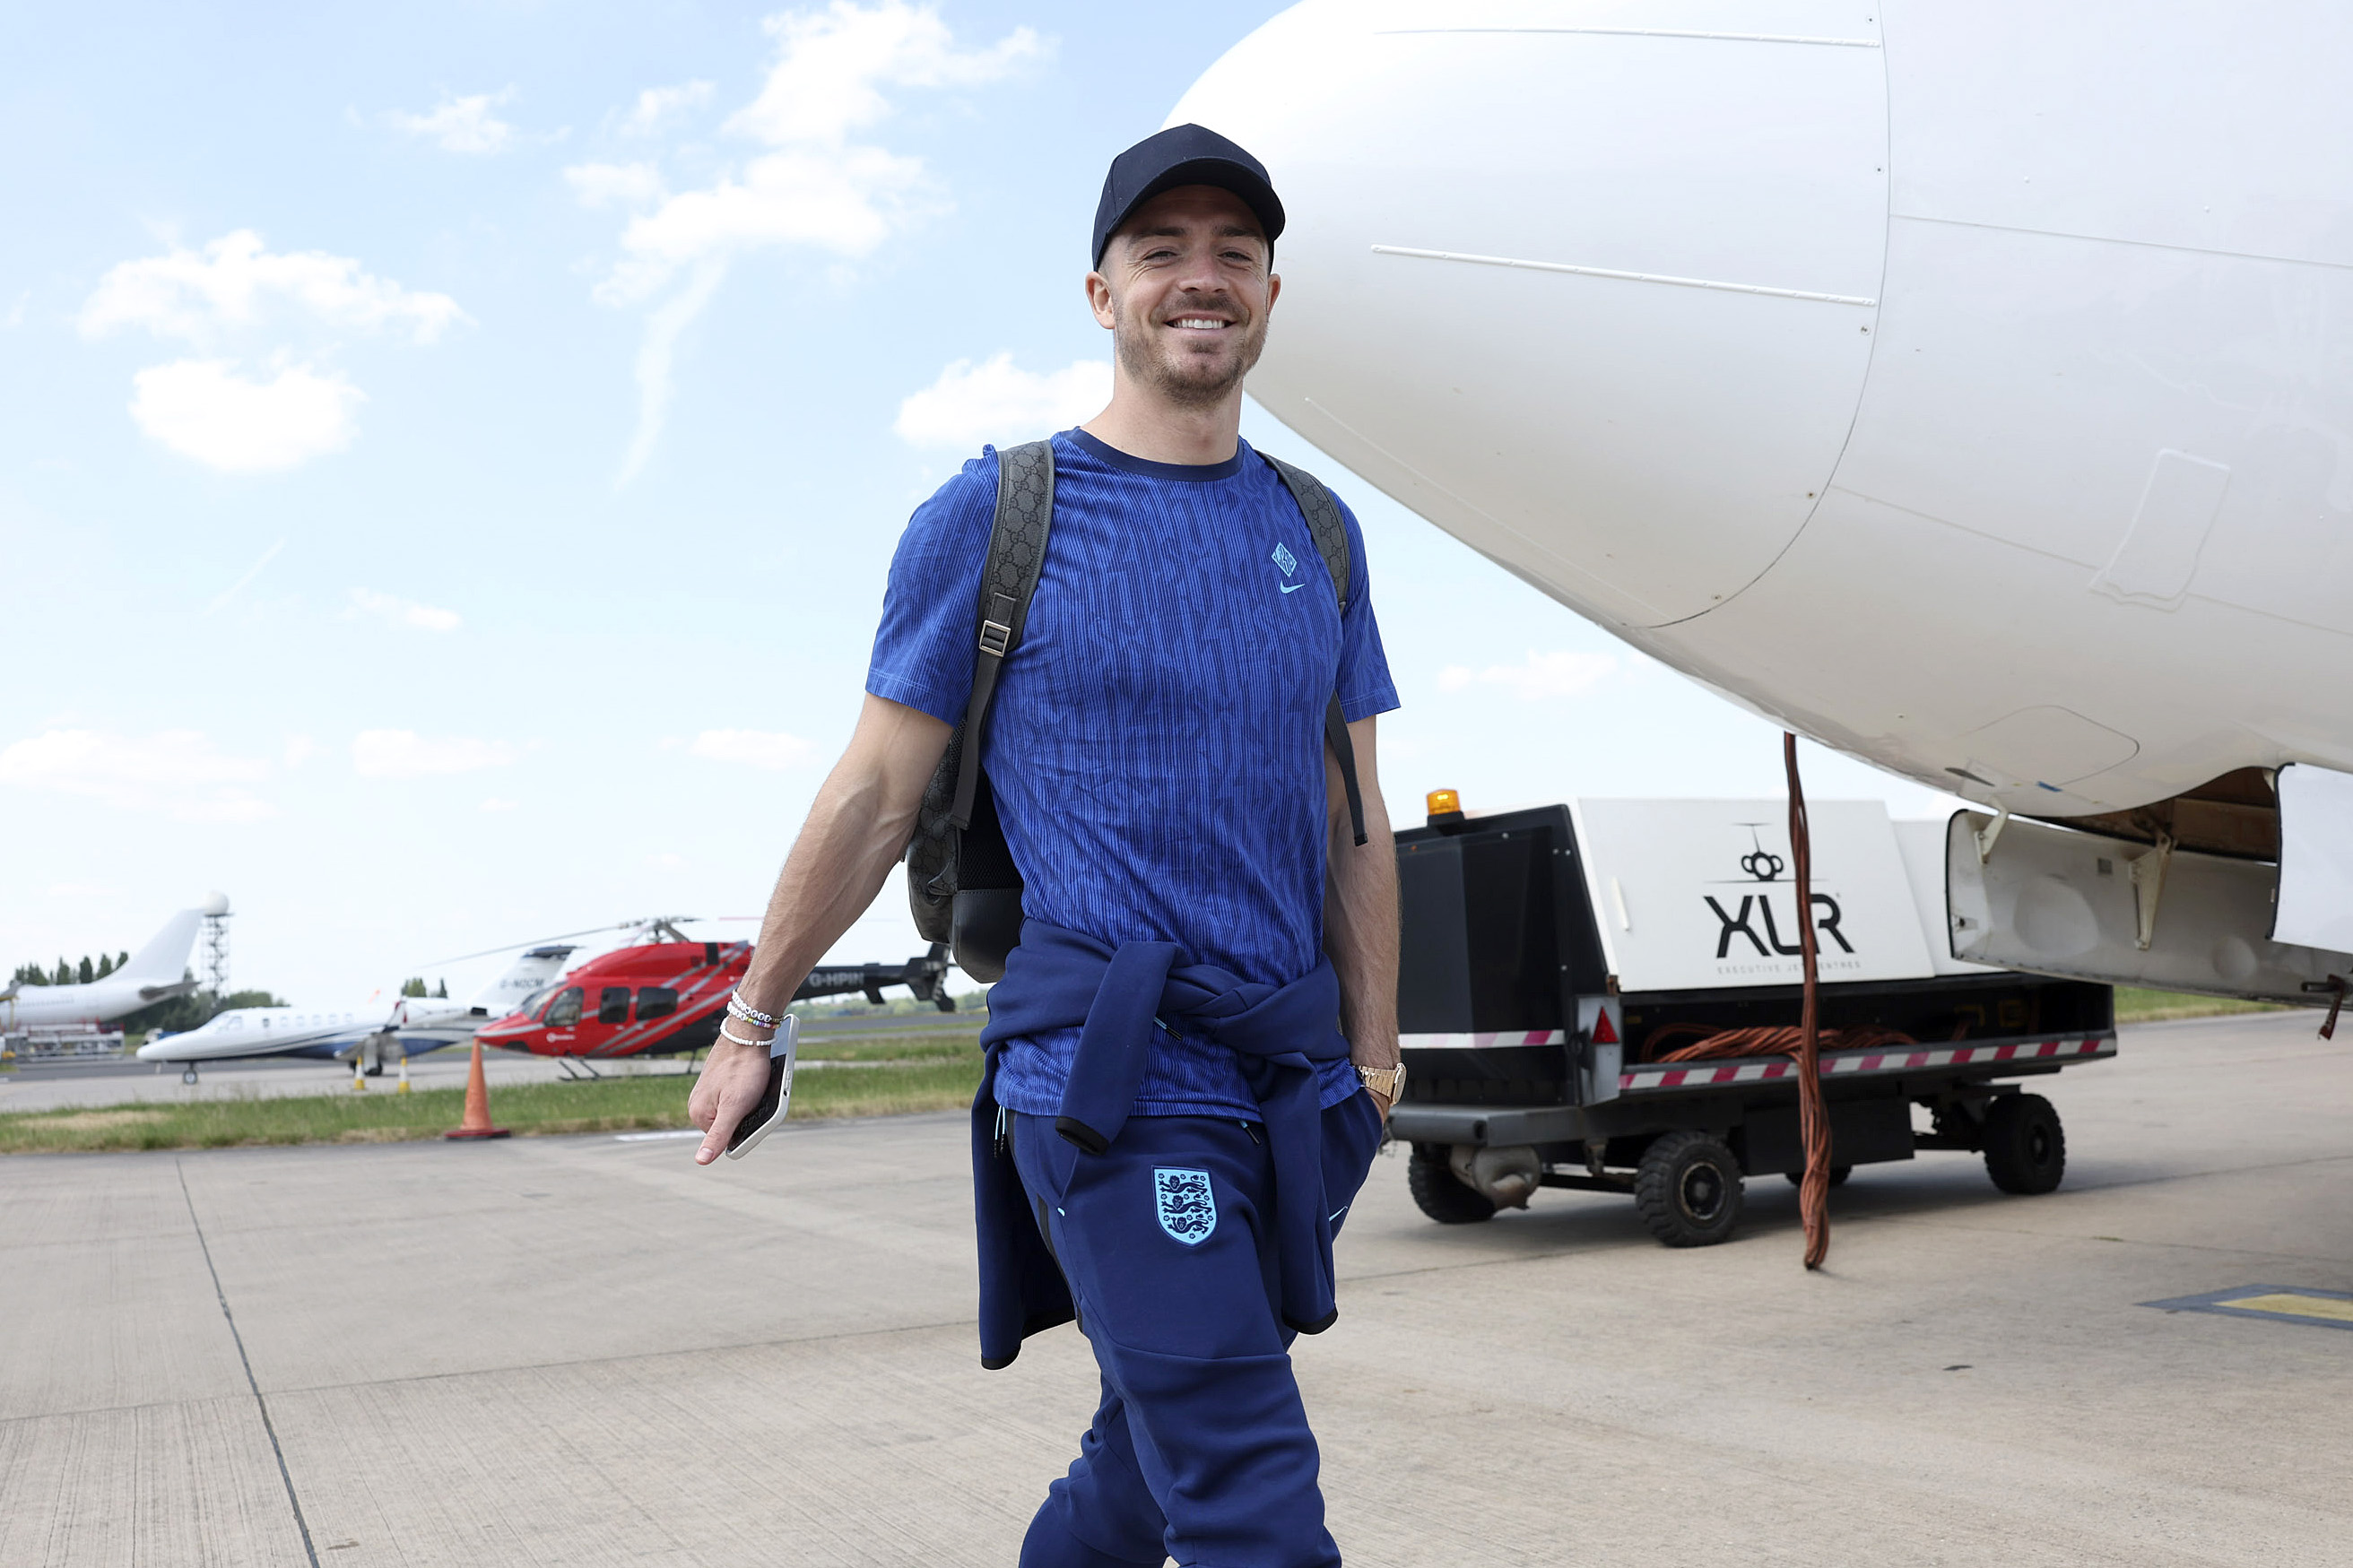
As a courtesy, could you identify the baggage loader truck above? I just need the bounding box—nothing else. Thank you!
[1388,795,2115,1246]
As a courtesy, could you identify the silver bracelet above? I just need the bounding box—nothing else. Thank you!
[726,992,782,1029]
[717,1020,773,1049]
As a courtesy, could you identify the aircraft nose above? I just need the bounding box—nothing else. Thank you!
[1173,3,1889,627]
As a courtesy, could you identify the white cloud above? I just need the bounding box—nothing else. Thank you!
[351,730,518,778]
[81,230,466,346]
[599,144,932,304]
[623,81,714,137]
[348,588,461,633]
[479,797,519,812]
[1437,650,1620,702]
[896,354,1109,449]
[566,160,666,211]
[283,736,318,768]
[620,260,726,483]
[725,2,1043,146]
[689,729,812,770]
[572,2,1043,479]
[83,233,462,474]
[386,90,517,154]
[129,360,363,472]
[0,729,274,823]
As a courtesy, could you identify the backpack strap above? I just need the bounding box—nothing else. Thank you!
[1261,454,1368,847]
[949,440,1055,831]
[1261,454,1350,611]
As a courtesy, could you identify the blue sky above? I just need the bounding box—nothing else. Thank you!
[2,0,1957,1006]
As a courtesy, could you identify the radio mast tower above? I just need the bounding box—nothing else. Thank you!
[200,892,231,998]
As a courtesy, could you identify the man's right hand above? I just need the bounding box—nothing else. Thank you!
[682,694,952,1167]
[690,1037,774,1165]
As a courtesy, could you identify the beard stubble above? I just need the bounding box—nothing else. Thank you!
[1113,291,1269,411]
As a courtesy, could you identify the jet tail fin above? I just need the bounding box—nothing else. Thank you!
[124,908,206,982]
[471,945,578,1015]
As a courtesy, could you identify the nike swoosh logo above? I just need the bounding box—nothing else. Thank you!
[1280,582,1306,593]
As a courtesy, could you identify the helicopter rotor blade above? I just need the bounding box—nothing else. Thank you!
[417,915,765,968]
[419,919,682,968]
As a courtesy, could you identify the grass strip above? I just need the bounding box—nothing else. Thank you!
[795,1029,984,1063]
[2113,986,2292,1024]
[0,1053,982,1155]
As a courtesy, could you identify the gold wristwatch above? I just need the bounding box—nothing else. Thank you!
[1356,1062,1405,1103]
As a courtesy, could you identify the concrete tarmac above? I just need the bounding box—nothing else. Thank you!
[4,1010,2349,1566]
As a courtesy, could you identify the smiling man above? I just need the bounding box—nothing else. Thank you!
[691,125,1402,1567]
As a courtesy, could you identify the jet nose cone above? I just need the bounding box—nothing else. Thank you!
[1173,1,1889,626]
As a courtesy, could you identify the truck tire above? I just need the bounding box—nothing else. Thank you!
[1407,1148,1497,1225]
[1982,1094,2066,1194]
[1784,1166,1852,1188]
[1635,1131,1744,1247]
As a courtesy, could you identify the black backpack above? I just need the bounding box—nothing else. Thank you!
[904,438,1368,982]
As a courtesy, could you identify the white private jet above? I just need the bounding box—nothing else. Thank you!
[0,902,207,1031]
[135,946,577,1082]
[1178,1,2353,1005]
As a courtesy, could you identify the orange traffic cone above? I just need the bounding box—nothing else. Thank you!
[443,1041,510,1140]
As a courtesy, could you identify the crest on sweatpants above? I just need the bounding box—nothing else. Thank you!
[1152,1167,1217,1245]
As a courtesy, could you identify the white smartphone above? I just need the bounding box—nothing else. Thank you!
[723,1014,798,1159]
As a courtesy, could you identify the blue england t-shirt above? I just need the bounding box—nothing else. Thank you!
[866,429,1400,1119]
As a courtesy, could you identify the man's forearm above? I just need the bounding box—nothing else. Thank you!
[1327,828,1401,1068]
[732,697,950,1018]
[1325,717,1400,1070]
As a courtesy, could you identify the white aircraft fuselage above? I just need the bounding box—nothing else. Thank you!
[1178,2,2353,820]
[1,906,204,1031]
[139,1003,387,1064]
[135,947,577,1067]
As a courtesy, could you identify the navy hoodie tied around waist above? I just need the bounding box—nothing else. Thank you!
[970,921,1355,1368]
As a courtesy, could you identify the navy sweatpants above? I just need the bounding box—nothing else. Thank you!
[1009,1093,1385,1568]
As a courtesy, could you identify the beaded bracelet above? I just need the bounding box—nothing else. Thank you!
[718,1019,773,1050]
[726,992,782,1029]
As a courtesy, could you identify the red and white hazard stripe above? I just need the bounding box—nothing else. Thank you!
[1399,1029,1568,1051]
[1619,1035,2117,1094]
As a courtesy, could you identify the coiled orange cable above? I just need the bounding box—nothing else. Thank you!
[1646,1023,1917,1063]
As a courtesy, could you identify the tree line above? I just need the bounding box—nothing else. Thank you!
[8,955,282,1035]
[8,955,446,1036]
[10,952,132,988]
[122,986,288,1035]
[13,956,442,1001]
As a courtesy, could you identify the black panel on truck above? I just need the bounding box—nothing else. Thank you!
[1396,805,1611,1035]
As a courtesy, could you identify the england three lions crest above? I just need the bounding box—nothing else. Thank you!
[1153,1168,1217,1245]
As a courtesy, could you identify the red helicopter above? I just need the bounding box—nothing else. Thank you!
[473,918,955,1067]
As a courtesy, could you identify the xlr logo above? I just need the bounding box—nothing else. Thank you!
[1705,824,1855,961]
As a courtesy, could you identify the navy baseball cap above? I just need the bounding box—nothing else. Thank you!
[1091,124,1285,269]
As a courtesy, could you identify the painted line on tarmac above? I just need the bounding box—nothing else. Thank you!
[2142,1284,2353,1332]
[614,1129,702,1142]
[177,1157,323,1568]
